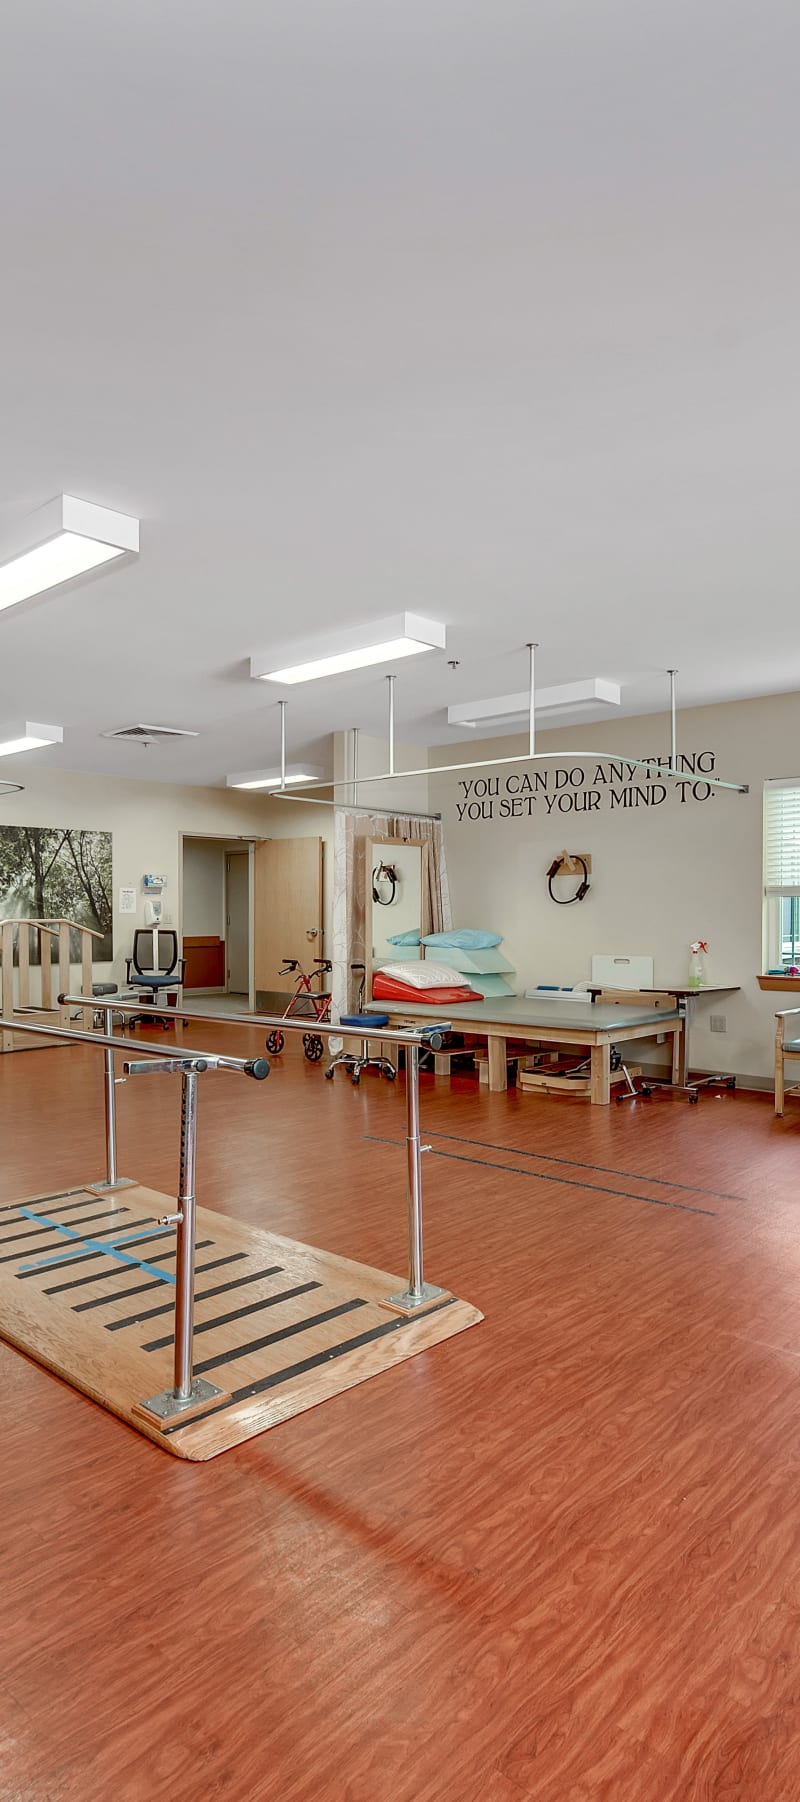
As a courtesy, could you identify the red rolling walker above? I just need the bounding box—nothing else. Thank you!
[265,957,332,1062]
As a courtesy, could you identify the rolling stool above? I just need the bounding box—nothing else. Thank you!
[91,982,126,1031]
[325,1013,397,1086]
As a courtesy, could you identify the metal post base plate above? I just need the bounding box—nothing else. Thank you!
[382,1281,449,1317]
[86,1177,137,1194]
[132,1377,229,1430]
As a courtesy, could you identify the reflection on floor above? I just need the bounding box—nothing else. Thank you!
[3,1032,800,1800]
[181,992,250,1016]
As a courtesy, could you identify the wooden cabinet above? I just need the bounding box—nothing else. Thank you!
[184,935,225,989]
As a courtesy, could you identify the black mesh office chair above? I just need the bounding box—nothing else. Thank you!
[125,927,186,1029]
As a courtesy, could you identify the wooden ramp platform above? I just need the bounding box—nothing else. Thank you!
[0,1184,482,1459]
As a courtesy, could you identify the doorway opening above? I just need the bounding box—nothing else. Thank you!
[179,835,255,1011]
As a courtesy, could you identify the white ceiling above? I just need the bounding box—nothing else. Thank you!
[1,0,798,785]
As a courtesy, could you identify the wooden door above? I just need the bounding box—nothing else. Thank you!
[254,838,324,995]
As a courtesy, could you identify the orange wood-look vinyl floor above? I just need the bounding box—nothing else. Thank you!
[3,1024,800,1801]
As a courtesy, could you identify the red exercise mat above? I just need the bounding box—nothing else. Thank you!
[372,974,484,1004]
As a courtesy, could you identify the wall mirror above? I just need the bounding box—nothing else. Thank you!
[363,836,428,1000]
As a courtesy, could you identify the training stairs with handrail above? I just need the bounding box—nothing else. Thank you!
[0,917,102,1052]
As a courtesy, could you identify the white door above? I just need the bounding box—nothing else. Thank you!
[226,853,250,993]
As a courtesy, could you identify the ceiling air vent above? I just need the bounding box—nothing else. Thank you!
[101,724,200,744]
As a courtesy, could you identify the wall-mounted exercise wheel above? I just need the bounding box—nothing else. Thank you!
[266,1029,284,1055]
[303,1033,324,1062]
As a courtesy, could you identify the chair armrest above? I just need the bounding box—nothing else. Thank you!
[775,1007,800,1019]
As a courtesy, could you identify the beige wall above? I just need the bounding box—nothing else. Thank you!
[0,770,334,990]
[182,837,226,938]
[429,690,800,1084]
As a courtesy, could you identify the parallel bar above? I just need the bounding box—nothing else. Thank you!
[174,1068,199,1399]
[57,997,450,1053]
[103,1006,118,1185]
[407,1042,424,1293]
[279,699,287,793]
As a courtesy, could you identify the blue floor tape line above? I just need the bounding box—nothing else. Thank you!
[17,1205,176,1283]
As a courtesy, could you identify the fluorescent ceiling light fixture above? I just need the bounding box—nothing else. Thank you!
[448,677,621,731]
[0,721,63,758]
[0,495,139,615]
[251,613,446,685]
[226,764,325,790]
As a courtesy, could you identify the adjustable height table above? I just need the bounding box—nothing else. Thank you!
[587,984,740,1101]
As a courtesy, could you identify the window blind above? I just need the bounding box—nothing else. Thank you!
[764,780,800,892]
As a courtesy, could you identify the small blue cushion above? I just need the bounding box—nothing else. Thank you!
[130,975,179,988]
[341,1012,389,1028]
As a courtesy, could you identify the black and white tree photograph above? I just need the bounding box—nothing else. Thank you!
[0,826,113,960]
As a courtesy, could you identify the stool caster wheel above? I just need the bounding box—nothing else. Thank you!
[303,1034,324,1062]
[689,1091,699,1104]
[325,1067,335,1080]
[726,1079,736,1091]
[385,1067,396,1081]
[351,1073,360,1086]
[266,1030,284,1055]
[641,1085,652,1097]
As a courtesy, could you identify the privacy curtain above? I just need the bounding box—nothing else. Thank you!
[331,809,452,1022]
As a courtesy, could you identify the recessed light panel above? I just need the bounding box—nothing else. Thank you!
[0,721,63,758]
[251,613,446,684]
[0,495,139,614]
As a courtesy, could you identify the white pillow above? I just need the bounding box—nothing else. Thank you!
[377,960,470,989]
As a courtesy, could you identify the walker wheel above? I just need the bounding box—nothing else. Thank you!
[325,1067,335,1080]
[351,1072,360,1086]
[303,1034,324,1062]
[266,1030,284,1055]
[641,1085,652,1097]
[385,1066,396,1081]
[689,1090,699,1104]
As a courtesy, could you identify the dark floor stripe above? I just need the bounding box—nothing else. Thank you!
[0,1188,85,1216]
[5,1218,155,1275]
[109,1262,282,1333]
[143,1279,320,1351]
[89,1253,245,1319]
[426,1128,744,1202]
[2,1215,155,1269]
[163,1298,457,1435]
[0,1206,132,1250]
[55,1240,213,1298]
[192,1298,368,1377]
[21,1229,177,1285]
[365,1135,716,1218]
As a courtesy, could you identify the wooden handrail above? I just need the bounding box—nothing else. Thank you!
[1,919,60,938]
[37,918,105,939]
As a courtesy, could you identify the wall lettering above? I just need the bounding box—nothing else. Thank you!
[452,754,718,824]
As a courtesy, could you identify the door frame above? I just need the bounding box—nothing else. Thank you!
[178,833,257,1011]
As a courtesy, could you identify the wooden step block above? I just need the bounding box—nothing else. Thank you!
[518,1063,642,1098]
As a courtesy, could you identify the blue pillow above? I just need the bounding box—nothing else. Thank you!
[423,928,502,950]
[387,929,422,946]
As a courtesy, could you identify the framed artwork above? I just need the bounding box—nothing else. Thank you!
[0,825,113,961]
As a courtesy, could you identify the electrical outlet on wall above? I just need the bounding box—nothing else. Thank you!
[709,1014,727,1033]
